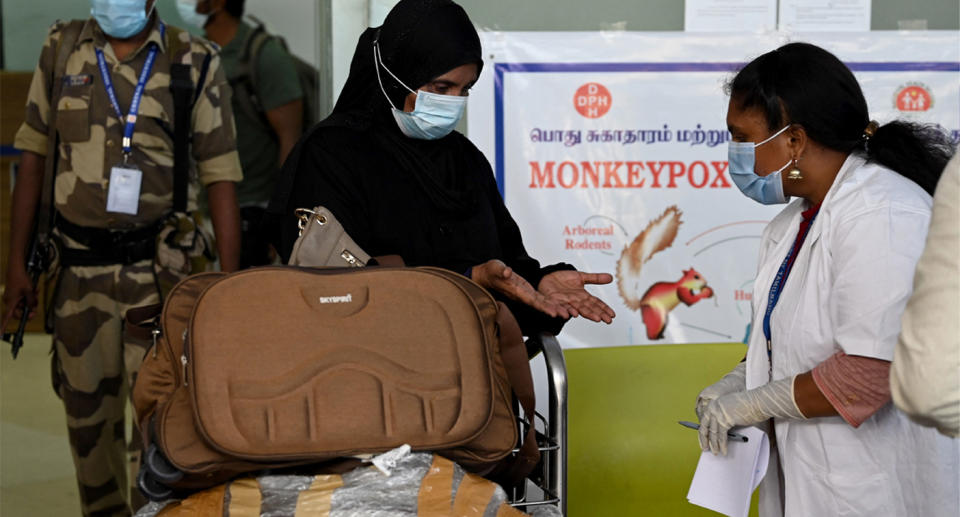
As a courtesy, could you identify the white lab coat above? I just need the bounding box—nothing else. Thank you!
[744,154,960,517]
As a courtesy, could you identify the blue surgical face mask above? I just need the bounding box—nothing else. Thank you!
[91,0,152,39]
[727,125,792,205]
[175,0,209,30]
[373,42,467,140]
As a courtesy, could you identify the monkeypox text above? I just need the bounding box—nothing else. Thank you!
[528,160,732,189]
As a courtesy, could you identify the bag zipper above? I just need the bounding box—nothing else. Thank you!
[181,329,189,387]
[340,250,365,267]
[151,329,161,359]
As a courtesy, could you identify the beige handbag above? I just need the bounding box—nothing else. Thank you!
[288,206,371,268]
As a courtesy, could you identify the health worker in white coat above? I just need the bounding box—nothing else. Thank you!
[694,42,959,517]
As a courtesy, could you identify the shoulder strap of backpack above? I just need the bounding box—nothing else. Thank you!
[38,20,85,241]
[245,30,271,103]
[225,23,271,135]
[224,20,270,129]
[237,19,268,81]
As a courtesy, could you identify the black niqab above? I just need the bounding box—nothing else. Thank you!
[307,0,484,215]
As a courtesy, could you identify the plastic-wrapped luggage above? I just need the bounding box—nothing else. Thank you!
[133,452,560,517]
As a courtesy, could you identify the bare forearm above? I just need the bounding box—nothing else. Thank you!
[7,151,46,271]
[794,371,839,418]
[206,181,241,272]
[265,99,303,169]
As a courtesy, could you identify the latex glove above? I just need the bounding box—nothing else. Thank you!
[471,259,569,319]
[695,362,747,421]
[537,270,616,324]
[698,376,804,456]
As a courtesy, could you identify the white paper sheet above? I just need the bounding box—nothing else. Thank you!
[684,0,777,32]
[687,426,770,517]
[779,0,872,32]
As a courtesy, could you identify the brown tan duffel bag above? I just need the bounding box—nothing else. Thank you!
[130,266,538,499]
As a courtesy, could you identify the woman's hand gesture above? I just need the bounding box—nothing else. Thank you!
[470,259,570,319]
[538,270,616,324]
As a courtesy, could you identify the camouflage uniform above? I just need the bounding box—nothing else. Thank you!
[13,15,241,517]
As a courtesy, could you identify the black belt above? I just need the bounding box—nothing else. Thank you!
[56,217,162,266]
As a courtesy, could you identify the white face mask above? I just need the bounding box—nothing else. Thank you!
[91,0,154,39]
[176,0,209,30]
[727,125,792,205]
[373,41,467,140]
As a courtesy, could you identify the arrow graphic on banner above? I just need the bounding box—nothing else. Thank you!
[686,220,770,257]
[680,322,733,339]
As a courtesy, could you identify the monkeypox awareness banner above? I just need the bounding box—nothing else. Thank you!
[467,31,960,349]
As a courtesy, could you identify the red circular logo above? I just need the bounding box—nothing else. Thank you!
[895,84,932,112]
[574,83,612,118]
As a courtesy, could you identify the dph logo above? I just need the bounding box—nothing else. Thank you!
[574,83,611,118]
[894,83,933,112]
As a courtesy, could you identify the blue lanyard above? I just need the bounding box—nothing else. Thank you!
[763,209,819,359]
[94,22,165,160]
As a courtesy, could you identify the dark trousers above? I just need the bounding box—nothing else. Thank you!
[240,206,272,269]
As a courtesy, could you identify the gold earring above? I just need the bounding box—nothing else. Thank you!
[787,159,802,180]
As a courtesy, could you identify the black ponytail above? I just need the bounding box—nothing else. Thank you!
[868,121,952,195]
[728,42,954,196]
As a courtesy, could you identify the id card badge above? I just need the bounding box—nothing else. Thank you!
[106,164,143,215]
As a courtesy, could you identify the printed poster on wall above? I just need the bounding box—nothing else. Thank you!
[466,31,960,349]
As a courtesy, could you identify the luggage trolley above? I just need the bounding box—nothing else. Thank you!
[508,333,567,516]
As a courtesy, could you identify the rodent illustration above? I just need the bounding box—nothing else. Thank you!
[637,268,714,339]
[616,206,714,340]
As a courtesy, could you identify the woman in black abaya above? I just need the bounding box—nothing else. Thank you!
[267,0,615,334]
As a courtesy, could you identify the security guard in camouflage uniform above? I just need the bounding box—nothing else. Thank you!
[2,0,242,515]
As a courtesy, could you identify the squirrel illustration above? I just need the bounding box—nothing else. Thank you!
[637,269,714,339]
[616,206,714,340]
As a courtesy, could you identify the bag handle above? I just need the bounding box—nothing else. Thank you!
[124,302,163,342]
[491,302,539,486]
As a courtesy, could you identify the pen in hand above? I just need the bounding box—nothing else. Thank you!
[678,420,749,442]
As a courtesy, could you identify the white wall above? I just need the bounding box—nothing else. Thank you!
[245,0,321,68]
[2,0,90,71]
[329,0,398,103]
[368,0,397,25]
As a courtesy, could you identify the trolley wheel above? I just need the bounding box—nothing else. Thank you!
[145,444,183,483]
[137,465,174,502]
